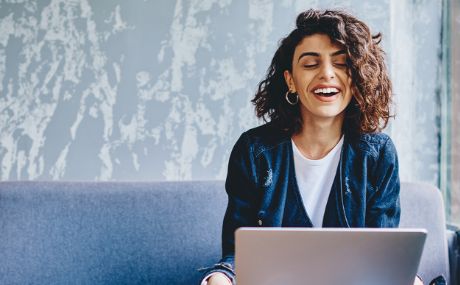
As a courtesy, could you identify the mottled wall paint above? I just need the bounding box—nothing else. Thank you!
[0,0,442,183]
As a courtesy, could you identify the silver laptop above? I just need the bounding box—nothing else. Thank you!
[235,228,426,285]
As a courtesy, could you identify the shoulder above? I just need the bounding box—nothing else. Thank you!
[236,122,290,157]
[347,132,397,158]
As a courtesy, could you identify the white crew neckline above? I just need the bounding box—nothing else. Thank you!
[291,136,344,166]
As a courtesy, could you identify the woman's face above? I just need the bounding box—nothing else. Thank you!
[284,34,353,122]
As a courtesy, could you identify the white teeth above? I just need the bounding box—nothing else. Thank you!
[314,87,339,94]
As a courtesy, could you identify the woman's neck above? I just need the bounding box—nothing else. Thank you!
[292,115,344,160]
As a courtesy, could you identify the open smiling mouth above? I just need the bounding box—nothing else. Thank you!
[313,87,340,97]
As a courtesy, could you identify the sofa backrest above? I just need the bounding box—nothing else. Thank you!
[399,182,450,284]
[0,181,450,284]
[0,181,227,285]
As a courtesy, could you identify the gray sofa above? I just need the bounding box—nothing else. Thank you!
[0,181,458,285]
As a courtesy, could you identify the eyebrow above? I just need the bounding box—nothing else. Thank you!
[297,50,346,62]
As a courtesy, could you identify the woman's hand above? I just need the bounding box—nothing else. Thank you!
[207,272,232,285]
[414,275,424,285]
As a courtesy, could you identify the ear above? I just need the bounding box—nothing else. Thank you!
[283,70,295,92]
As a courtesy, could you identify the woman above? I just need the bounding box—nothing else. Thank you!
[200,9,423,285]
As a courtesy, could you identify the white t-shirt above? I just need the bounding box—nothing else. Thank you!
[291,136,344,227]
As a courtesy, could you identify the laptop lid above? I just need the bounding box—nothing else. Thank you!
[235,228,427,285]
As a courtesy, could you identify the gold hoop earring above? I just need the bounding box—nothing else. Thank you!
[285,91,298,105]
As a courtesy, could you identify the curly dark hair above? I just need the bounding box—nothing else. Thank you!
[252,9,393,135]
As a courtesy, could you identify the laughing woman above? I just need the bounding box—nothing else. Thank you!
[200,9,424,285]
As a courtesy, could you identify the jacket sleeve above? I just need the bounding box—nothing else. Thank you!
[198,132,260,284]
[365,136,401,228]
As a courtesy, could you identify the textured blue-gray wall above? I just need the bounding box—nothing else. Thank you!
[0,0,442,183]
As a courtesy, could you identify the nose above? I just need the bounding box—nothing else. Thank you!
[318,61,335,80]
